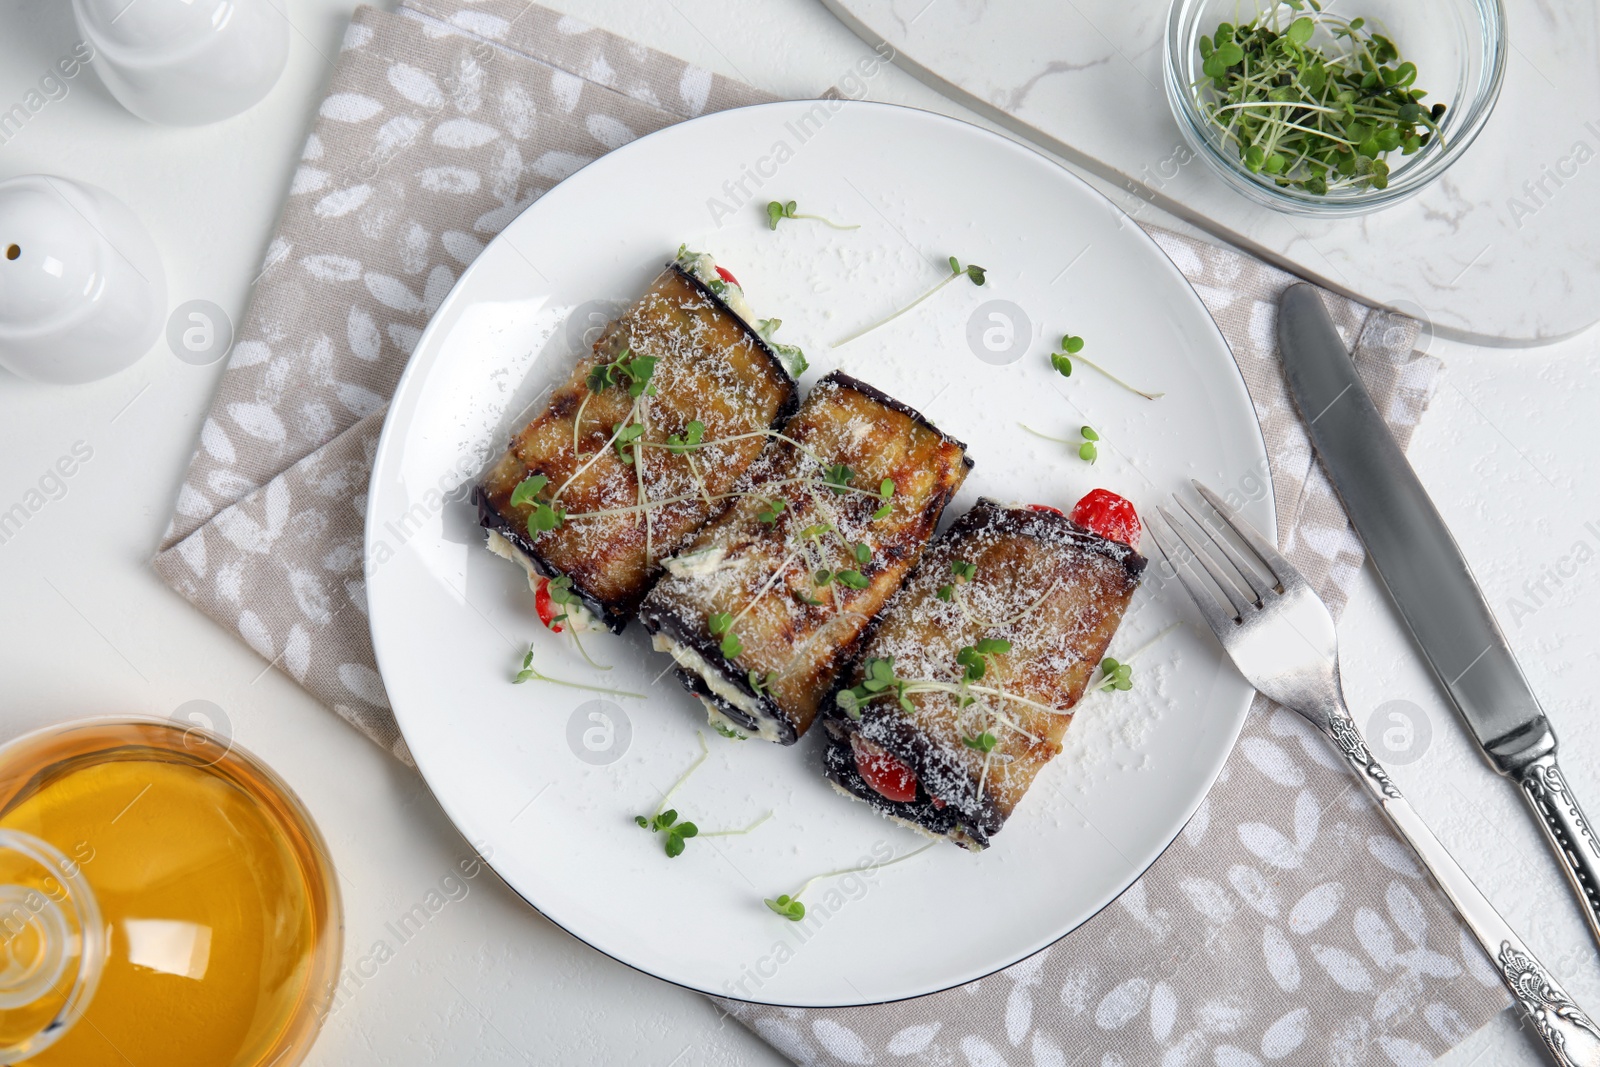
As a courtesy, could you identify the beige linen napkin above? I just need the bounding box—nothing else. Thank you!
[152,3,1509,1061]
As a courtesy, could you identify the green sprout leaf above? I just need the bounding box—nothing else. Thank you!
[665,419,705,455]
[962,732,998,753]
[509,474,548,509]
[756,317,808,379]
[822,463,855,494]
[836,569,870,590]
[765,894,806,921]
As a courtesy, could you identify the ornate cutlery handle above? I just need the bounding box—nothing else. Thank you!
[1328,710,1600,1067]
[1519,755,1600,948]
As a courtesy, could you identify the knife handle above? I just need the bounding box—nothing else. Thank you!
[1332,713,1600,1066]
[1520,755,1600,945]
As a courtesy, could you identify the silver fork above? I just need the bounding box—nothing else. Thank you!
[1149,482,1600,1067]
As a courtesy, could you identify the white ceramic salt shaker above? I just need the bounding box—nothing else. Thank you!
[72,0,290,126]
[0,175,167,385]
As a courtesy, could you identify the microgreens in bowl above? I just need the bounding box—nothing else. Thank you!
[1194,1,1444,195]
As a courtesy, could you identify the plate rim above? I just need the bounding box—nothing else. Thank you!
[366,97,1276,1008]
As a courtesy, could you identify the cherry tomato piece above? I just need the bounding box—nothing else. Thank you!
[534,577,564,633]
[1070,489,1141,549]
[850,733,918,803]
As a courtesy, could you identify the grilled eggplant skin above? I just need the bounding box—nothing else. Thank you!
[476,264,797,632]
[640,371,973,744]
[821,498,1146,849]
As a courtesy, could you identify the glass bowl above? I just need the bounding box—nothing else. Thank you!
[1164,0,1506,216]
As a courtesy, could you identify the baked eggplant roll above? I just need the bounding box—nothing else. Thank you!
[475,252,799,632]
[820,497,1146,850]
[639,372,972,744]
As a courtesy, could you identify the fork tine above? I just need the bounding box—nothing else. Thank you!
[1146,521,1237,635]
[1158,505,1255,619]
[1171,495,1269,603]
[1192,481,1296,589]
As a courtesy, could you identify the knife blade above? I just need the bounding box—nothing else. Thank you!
[1277,283,1600,948]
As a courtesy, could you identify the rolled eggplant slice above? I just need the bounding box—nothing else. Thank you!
[820,498,1146,850]
[475,259,798,632]
[639,372,972,744]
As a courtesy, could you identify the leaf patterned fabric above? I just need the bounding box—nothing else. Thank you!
[151,3,1509,1061]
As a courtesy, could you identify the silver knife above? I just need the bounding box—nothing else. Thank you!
[1277,283,1600,949]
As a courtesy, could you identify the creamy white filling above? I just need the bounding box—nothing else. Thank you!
[676,249,758,327]
[484,530,600,633]
[662,545,728,579]
[650,632,787,744]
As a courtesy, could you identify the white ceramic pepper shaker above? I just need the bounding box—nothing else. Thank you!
[72,0,290,126]
[0,175,167,385]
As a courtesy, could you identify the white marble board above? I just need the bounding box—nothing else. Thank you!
[822,0,1600,346]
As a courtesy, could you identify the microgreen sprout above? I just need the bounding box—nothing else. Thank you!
[835,649,1067,722]
[709,611,745,658]
[509,473,568,536]
[956,637,1012,683]
[635,809,698,858]
[938,559,978,602]
[962,731,998,753]
[749,669,774,695]
[833,255,988,347]
[1048,334,1164,400]
[822,463,855,494]
[665,419,705,454]
[765,200,860,232]
[836,656,915,718]
[509,473,547,508]
[1093,656,1134,693]
[762,843,937,921]
[588,348,659,399]
[1017,422,1102,466]
[757,498,787,525]
[756,317,809,379]
[612,420,646,465]
[512,646,643,698]
[765,894,807,920]
[713,721,749,740]
[872,478,896,521]
[836,569,870,590]
[1195,2,1445,195]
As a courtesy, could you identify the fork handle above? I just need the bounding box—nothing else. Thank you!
[1518,755,1600,950]
[1329,711,1600,1067]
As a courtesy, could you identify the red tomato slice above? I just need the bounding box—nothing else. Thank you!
[1070,489,1141,549]
[714,265,740,287]
[850,733,918,803]
[534,577,563,633]
[1027,504,1065,516]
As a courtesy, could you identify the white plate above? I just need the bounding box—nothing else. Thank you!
[367,101,1274,1007]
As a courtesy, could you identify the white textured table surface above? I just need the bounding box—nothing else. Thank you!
[0,1,1596,1064]
[823,0,1600,348]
